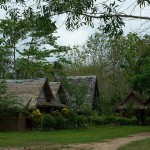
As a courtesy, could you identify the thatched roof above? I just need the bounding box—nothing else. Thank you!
[61,75,99,108]
[117,91,145,110]
[6,78,54,110]
[49,82,67,108]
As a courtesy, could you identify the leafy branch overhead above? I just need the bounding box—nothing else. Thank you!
[1,0,150,36]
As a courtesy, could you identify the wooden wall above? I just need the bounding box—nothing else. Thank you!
[0,113,26,131]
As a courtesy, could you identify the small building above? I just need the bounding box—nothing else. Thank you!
[0,78,55,131]
[6,78,55,113]
[116,91,145,124]
[0,113,26,131]
[57,75,100,110]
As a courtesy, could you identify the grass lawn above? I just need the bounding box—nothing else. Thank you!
[118,138,150,150]
[0,126,150,148]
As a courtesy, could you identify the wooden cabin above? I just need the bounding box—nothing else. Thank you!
[0,78,55,131]
[0,113,26,131]
[6,78,55,113]
[116,91,145,124]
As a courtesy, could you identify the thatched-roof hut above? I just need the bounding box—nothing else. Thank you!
[116,91,145,124]
[117,91,145,110]
[0,78,68,131]
[6,78,54,111]
[57,75,100,110]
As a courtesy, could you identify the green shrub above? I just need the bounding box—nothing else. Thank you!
[91,116,137,126]
[65,111,78,128]
[30,109,43,128]
[42,114,56,130]
[51,110,61,117]
[130,116,137,125]
[91,116,117,125]
[102,116,116,124]
[77,115,88,127]
[91,116,104,125]
[116,117,131,125]
[55,116,69,130]
[61,108,69,116]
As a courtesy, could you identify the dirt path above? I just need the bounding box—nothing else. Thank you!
[1,132,150,150]
[68,132,150,150]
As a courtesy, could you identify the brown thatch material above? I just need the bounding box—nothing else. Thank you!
[6,78,54,110]
[117,91,145,110]
[38,101,66,108]
[61,75,99,108]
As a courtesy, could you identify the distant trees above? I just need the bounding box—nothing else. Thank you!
[0,18,27,79]
[0,43,12,78]
[61,77,89,112]
[129,39,150,97]
[0,0,149,115]
[62,32,150,114]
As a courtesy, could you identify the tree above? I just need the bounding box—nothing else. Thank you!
[1,0,150,36]
[16,57,53,79]
[0,40,12,78]
[128,36,150,97]
[0,18,27,79]
[60,77,89,113]
[0,13,69,79]
[63,31,150,114]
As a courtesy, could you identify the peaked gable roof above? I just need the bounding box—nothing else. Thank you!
[6,78,54,110]
[117,91,144,110]
[67,75,99,100]
[59,75,99,108]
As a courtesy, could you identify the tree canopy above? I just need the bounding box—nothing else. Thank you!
[61,31,150,114]
[0,0,150,115]
[0,0,150,36]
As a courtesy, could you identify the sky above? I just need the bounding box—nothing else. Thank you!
[54,0,150,47]
[0,0,150,47]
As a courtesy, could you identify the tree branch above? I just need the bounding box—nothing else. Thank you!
[82,13,150,20]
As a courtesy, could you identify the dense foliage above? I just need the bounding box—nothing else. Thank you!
[1,0,150,36]
[0,0,150,119]
[61,32,150,114]
[29,108,143,131]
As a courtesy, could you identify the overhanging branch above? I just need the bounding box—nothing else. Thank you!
[82,13,150,20]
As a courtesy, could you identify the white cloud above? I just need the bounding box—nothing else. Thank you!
[56,26,96,47]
